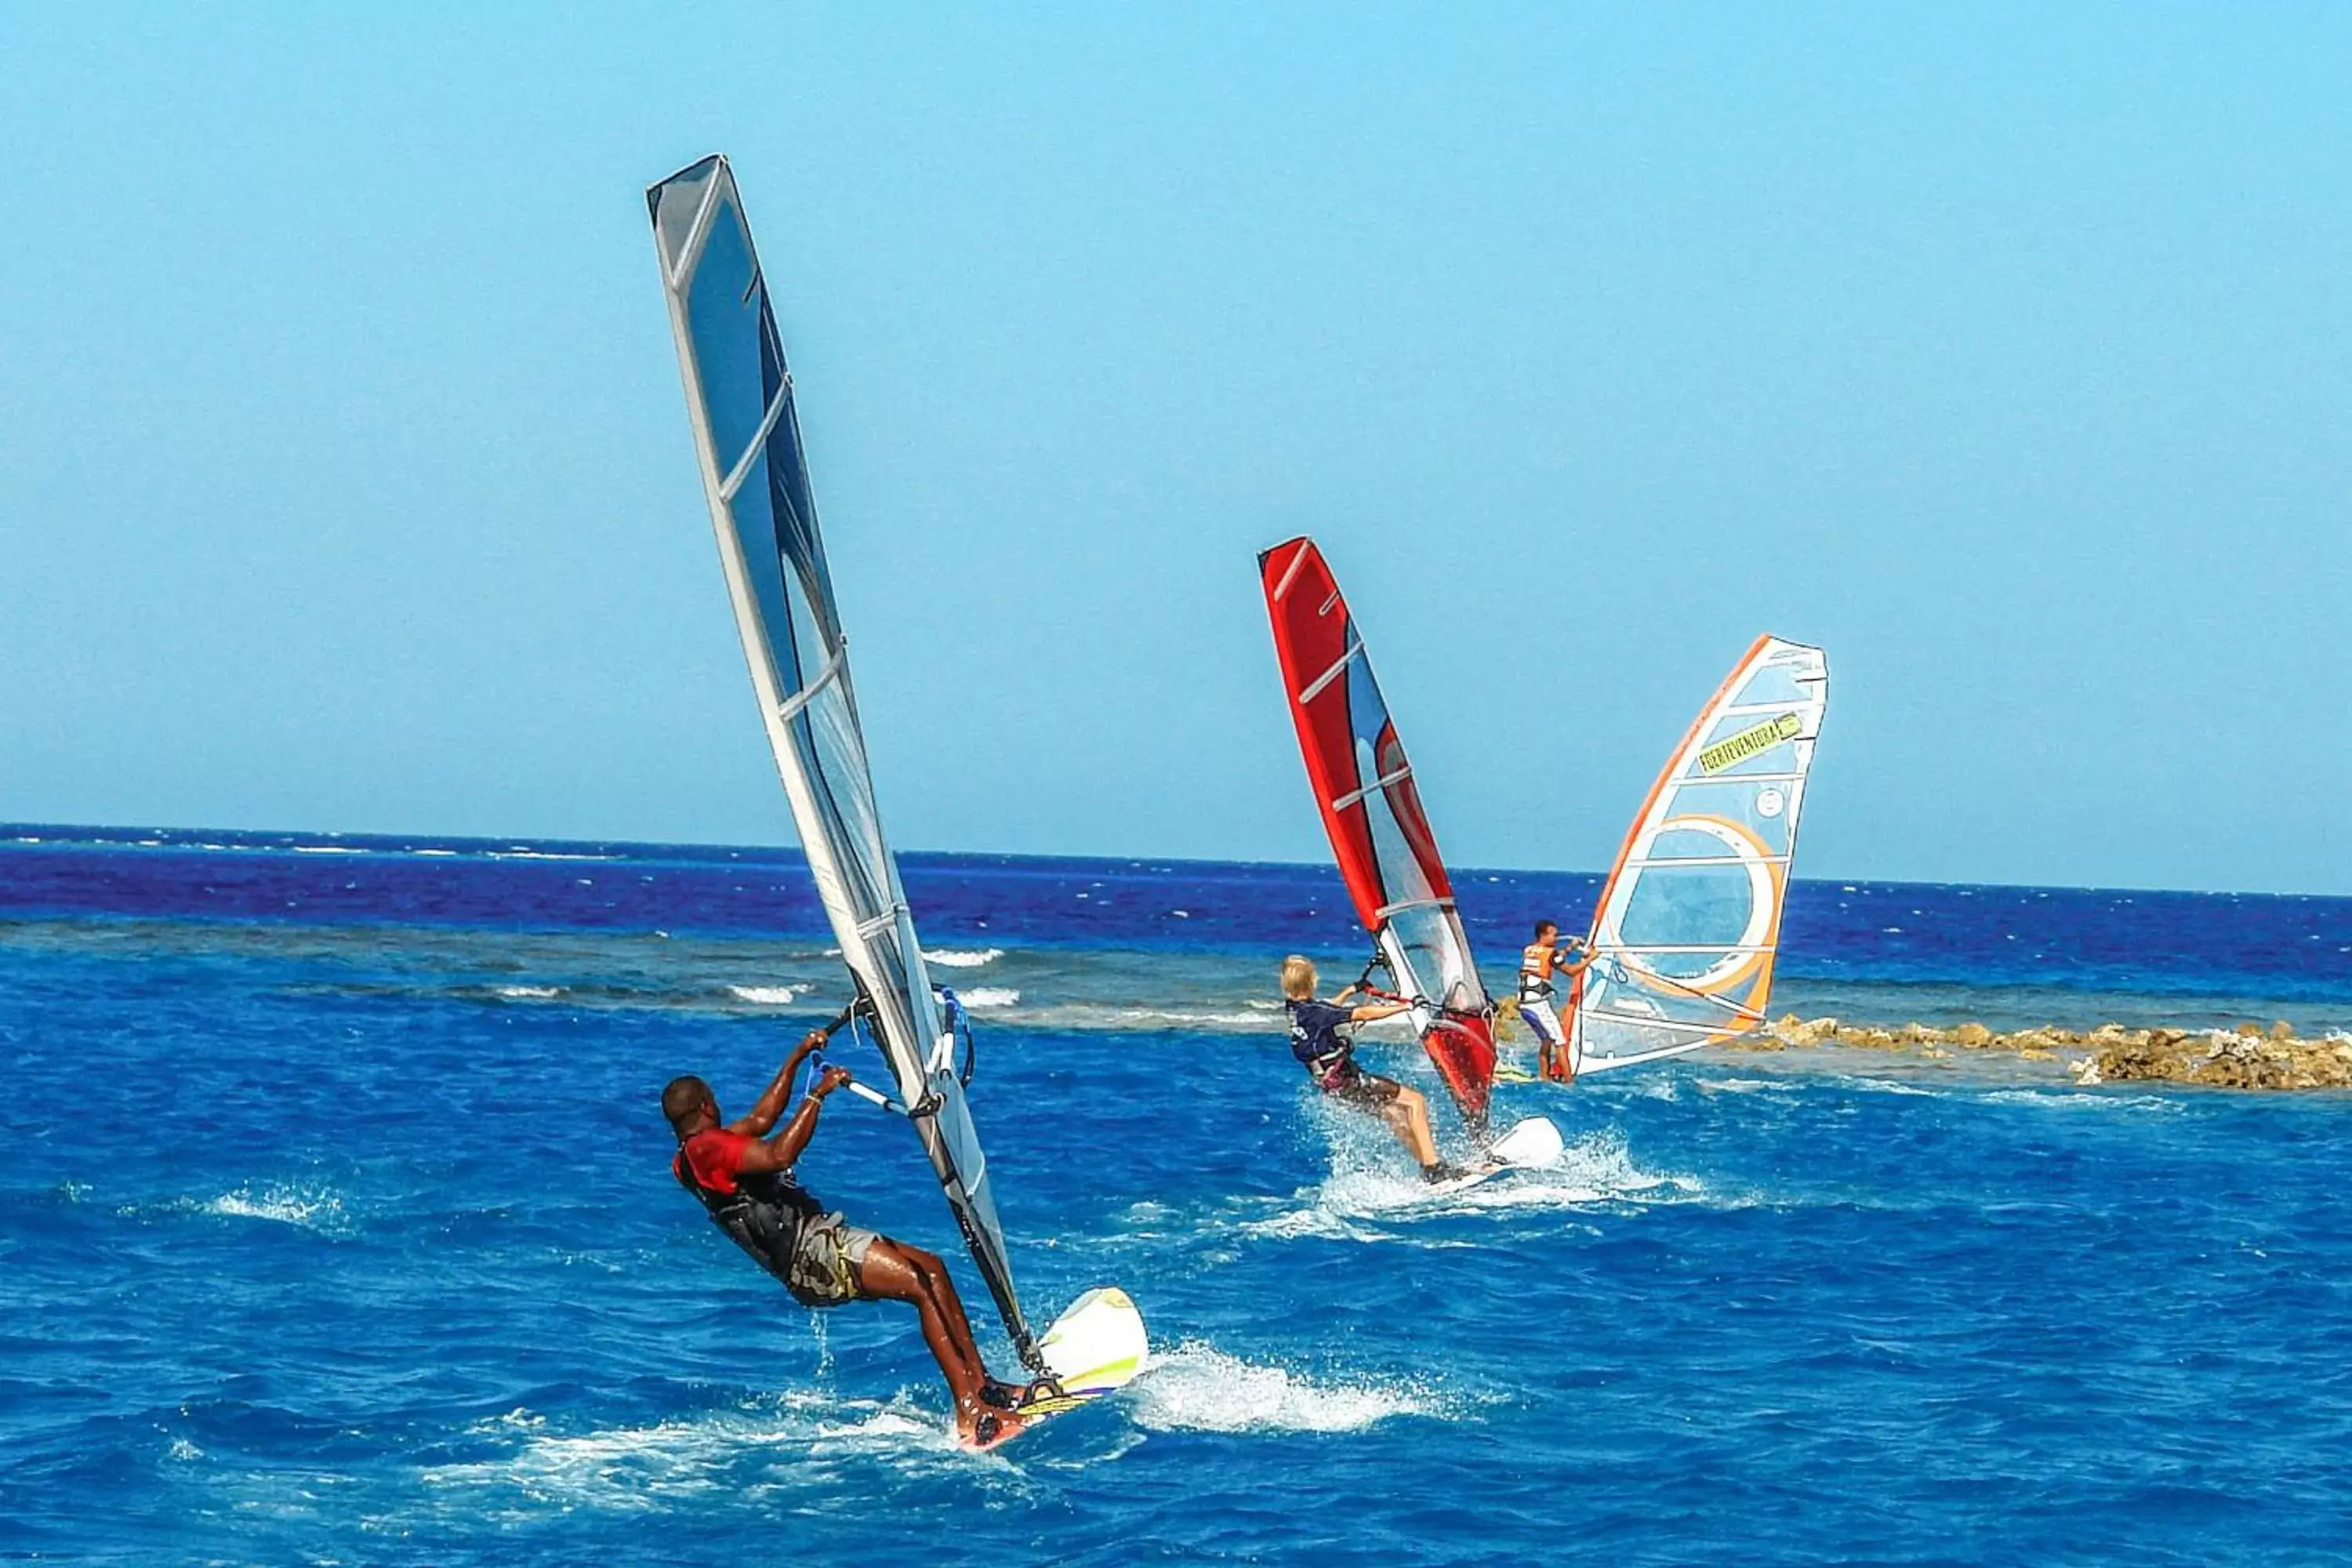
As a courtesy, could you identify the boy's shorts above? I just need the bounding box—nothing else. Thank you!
[1519,1001,1567,1047]
[1322,1063,1404,1111]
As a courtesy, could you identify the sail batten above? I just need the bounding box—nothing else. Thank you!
[649,154,1036,1367]
[1258,537,1496,1128]
[1569,635,1829,1076]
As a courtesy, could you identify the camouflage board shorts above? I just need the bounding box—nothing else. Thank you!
[786,1211,879,1308]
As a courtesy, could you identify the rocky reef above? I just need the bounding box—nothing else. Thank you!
[1732,1015,2352,1091]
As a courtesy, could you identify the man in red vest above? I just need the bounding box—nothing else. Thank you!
[663,1033,1031,1446]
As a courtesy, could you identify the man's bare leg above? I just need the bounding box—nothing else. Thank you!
[852,1239,1022,1441]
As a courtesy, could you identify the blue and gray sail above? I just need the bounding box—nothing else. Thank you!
[648,154,1035,1367]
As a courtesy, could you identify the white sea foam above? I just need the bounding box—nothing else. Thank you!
[497,985,562,1000]
[1083,1005,1276,1031]
[958,987,1020,1008]
[1827,1075,1943,1098]
[924,947,1002,969]
[1257,1126,1700,1235]
[423,1392,967,1512]
[1696,1076,1795,1096]
[483,849,614,862]
[1982,1087,2180,1115]
[200,1182,350,1233]
[728,984,807,1007]
[1130,1343,1436,1433]
[292,844,368,855]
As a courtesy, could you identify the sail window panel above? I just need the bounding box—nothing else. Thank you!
[790,679,898,922]
[1347,659,1446,909]
[754,452,838,707]
[681,205,772,470]
[707,456,808,699]
[753,323,844,648]
[1663,778,1800,852]
[1386,904,1485,1015]
[650,158,723,277]
[1340,651,1403,836]
[929,1089,1015,1297]
[1643,825,1748,862]
[1358,738,1436,911]
[863,907,941,1043]
[1617,864,1755,979]
[1583,978,1728,1054]
[1730,660,1809,709]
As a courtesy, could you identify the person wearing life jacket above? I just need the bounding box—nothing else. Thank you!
[1279,956,1469,1182]
[1519,920,1595,1081]
[662,1031,1033,1446]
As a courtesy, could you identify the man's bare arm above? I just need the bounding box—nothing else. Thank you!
[1347,999,1413,1024]
[735,1066,852,1174]
[725,1030,829,1137]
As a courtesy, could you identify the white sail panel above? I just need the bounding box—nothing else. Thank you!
[1573,636,1829,1075]
[648,155,1034,1364]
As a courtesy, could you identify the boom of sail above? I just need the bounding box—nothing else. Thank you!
[648,154,1035,1366]
[1566,635,1828,1076]
[1258,536,1496,1130]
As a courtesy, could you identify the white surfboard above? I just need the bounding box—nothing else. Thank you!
[1425,1115,1565,1195]
[964,1287,1149,1450]
[1488,1115,1564,1167]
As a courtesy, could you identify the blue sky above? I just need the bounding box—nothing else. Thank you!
[2,5,2346,892]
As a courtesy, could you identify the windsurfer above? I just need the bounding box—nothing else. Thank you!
[663,1032,1035,1446]
[1519,920,1593,1081]
[1280,956,1468,1181]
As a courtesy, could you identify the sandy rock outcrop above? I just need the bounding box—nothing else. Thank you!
[1737,1014,2352,1091]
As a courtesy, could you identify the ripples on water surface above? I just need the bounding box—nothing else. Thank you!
[4,827,2351,1564]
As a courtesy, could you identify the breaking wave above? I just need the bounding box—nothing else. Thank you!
[924,948,1003,969]
[728,983,808,1006]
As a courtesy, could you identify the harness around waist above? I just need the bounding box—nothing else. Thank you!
[1305,1042,1356,1087]
[676,1156,818,1283]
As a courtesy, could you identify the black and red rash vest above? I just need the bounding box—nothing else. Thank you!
[672,1128,823,1285]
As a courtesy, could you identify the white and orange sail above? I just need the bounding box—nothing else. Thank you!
[1560,636,1830,1077]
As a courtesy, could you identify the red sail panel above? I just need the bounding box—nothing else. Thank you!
[1258,537,1495,1127]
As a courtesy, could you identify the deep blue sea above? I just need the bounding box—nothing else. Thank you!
[6,823,2352,1565]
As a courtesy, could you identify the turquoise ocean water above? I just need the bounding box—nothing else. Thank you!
[5,826,2350,1564]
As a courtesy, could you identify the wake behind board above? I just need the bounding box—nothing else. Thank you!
[961,1287,1149,1453]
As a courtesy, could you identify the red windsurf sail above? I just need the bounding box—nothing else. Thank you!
[1258,536,1495,1130]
